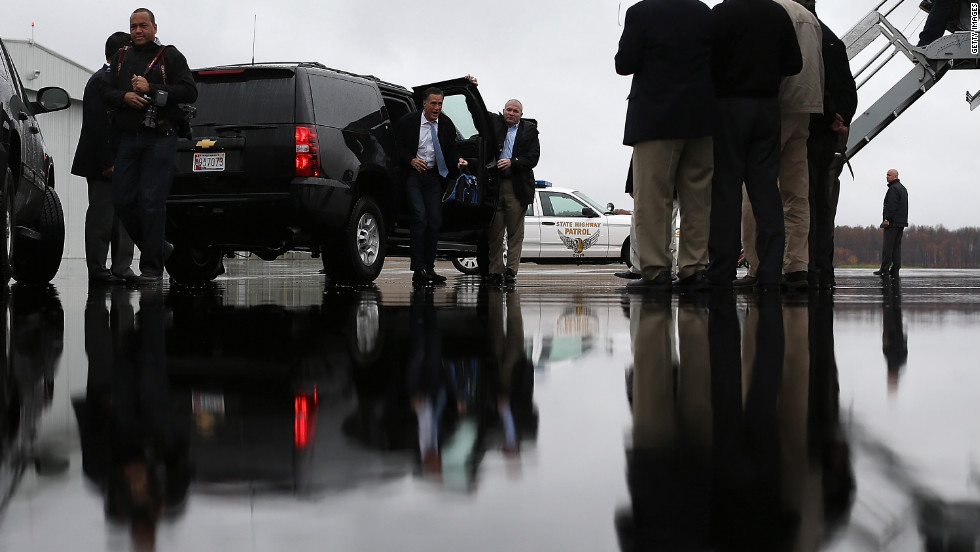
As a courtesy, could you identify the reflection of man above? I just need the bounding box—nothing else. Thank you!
[881,286,908,393]
[100,8,198,283]
[406,288,447,473]
[488,100,540,287]
[616,0,715,292]
[72,31,136,284]
[873,169,908,278]
[618,294,712,548]
[394,88,468,286]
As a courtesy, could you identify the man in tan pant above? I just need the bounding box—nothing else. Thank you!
[736,0,824,291]
[616,0,715,292]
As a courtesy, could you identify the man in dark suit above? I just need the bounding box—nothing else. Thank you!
[616,0,715,292]
[394,88,468,285]
[804,0,858,290]
[71,31,136,284]
[488,99,540,286]
[707,0,802,291]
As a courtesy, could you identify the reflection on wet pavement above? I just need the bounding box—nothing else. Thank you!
[0,260,978,551]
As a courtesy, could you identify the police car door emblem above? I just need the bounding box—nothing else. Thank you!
[558,227,600,254]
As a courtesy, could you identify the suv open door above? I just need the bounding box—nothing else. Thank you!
[410,79,499,237]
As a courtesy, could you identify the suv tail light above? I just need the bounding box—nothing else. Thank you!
[295,125,320,177]
[294,394,316,449]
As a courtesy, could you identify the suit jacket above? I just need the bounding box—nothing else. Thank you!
[491,114,540,206]
[71,66,114,178]
[393,110,462,181]
[616,0,714,144]
[816,20,858,129]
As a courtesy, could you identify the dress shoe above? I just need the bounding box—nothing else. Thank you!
[732,275,758,288]
[504,269,517,285]
[673,269,710,292]
[426,268,447,284]
[626,271,672,292]
[136,273,163,285]
[89,269,120,284]
[614,270,642,280]
[782,270,809,291]
[412,270,433,285]
[872,269,886,276]
[486,273,504,286]
[113,269,140,284]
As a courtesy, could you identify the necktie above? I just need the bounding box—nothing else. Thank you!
[429,121,448,178]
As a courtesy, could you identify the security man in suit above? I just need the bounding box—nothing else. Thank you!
[487,99,540,286]
[72,31,137,284]
[393,88,468,285]
[616,0,715,293]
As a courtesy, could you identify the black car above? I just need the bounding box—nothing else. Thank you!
[0,37,71,285]
[167,63,500,285]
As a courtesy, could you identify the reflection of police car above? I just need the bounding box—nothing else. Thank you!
[453,182,632,274]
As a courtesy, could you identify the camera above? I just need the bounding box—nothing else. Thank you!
[141,89,169,129]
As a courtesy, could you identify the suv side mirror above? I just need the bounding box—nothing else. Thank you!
[31,87,71,114]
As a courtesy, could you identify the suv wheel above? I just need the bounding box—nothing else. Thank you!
[0,167,14,285]
[166,242,225,285]
[11,187,65,284]
[323,197,385,284]
[451,257,481,275]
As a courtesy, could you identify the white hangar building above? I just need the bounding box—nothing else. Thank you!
[7,38,99,261]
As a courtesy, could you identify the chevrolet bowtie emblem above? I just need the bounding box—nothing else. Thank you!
[196,139,217,148]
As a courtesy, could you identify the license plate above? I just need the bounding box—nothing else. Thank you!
[193,152,225,172]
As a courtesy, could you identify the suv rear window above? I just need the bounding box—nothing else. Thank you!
[194,68,295,124]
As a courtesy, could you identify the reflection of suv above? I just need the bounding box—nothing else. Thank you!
[167,62,499,285]
[0,37,71,285]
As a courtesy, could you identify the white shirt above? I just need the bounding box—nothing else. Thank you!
[416,113,438,168]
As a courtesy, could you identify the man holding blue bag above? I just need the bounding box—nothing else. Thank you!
[395,88,468,285]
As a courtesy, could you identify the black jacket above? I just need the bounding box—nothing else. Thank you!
[615,0,714,144]
[491,114,540,206]
[882,179,909,227]
[711,0,803,98]
[393,110,462,181]
[71,67,115,178]
[100,43,197,133]
[815,20,858,129]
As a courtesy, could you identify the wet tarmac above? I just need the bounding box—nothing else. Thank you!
[1,258,978,551]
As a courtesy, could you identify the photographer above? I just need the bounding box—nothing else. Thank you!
[100,8,197,283]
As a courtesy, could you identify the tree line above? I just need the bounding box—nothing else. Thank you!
[834,226,980,268]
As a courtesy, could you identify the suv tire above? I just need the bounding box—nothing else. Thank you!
[1,167,15,285]
[323,197,385,284]
[167,242,225,285]
[451,256,481,276]
[12,187,65,284]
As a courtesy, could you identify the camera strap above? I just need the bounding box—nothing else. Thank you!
[145,46,169,84]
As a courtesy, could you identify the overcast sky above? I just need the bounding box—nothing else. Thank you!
[2,0,978,229]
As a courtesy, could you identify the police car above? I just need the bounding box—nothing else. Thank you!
[452,181,633,274]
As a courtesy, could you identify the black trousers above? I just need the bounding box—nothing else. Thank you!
[880,226,904,275]
[806,128,841,282]
[708,96,784,286]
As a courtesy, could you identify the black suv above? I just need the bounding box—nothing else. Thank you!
[0,37,71,285]
[167,62,500,284]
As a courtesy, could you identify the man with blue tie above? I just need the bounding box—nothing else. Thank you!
[394,88,468,285]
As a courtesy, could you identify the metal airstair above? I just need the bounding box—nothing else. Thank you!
[843,0,980,159]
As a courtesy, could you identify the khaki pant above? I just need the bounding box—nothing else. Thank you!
[632,137,713,281]
[489,178,526,275]
[742,112,811,276]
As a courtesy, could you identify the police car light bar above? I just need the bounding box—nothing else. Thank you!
[534,180,552,188]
